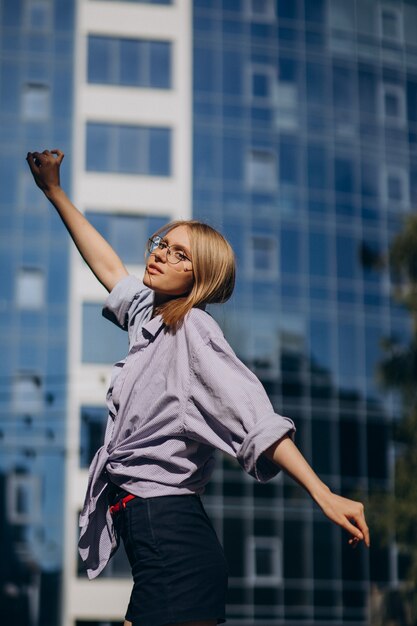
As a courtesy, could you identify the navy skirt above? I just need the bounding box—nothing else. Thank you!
[113,493,229,626]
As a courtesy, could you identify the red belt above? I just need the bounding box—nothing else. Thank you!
[109,493,136,515]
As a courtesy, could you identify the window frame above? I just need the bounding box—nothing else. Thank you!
[379,5,403,42]
[246,148,278,191]
[381,165,410,210]
[379,83,406,127]
[244,0,276,22]
[246,535,283,586]
[247,63,277,103]
[16,267,45,309]
[7,473,42,525]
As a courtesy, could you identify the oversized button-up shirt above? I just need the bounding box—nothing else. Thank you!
[78,275,296,579]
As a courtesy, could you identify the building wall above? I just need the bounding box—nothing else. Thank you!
[62,1,192,624]
[0,1,75,625]
[192,0,416,624]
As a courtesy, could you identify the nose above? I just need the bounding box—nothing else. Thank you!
[152,247,168,262]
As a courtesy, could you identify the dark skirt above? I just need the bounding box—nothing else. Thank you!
[114,493,229,626]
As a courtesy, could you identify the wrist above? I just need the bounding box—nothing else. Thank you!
[44,185,63,200]
[310,482,332,505]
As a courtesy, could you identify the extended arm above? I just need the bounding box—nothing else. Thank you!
[265,435,370,547]
[26,149,128,292]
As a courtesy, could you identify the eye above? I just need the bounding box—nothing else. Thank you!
[158,240,168,250]
[175,251,188,261]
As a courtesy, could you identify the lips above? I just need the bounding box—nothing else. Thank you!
[147,263,164,275]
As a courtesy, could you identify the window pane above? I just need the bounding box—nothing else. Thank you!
[13,374,43,413]
[85,212,170,265]
[117,125,144,173]
[120,39,142,85]
[149,128,171,175]
[22,83,50,120]
[86,123,113,171]
[247,150,277,189]
[88,36,172,89]
[80,406,107,467]
[82,303,128,363]
[149,41,171,88]
[16,268,45,309]
[86,123,171,176]
[88,36,113,83]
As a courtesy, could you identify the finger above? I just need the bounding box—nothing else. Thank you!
[51,149,64,164]
[340,517,364,542]
[26,152,39,174]
[349,506,370,547]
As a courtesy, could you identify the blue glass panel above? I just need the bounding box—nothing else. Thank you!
[54,0,75,31]
[358,68,377,115]
[0,62,20,114]
[222,0,242,10]
[308,231,328,277]
[0,155,18,204]
[3,0,22,26]
[336,234,357,280]
[309,318,332,371]
[279,57,298,82]
[277,0,298,19]
[223,136,243,181]
[307,145,327,189]
[149,128,171,175]
[361,162,378,198]
[194,131,218,180]
[337,322,360,385]
[334,158,354,194]
[86,123,113,171]
[304,0,325,24]
[149,41,171,88]
[118,125,144,173]
[120,38,142,85]
[88,36,113,83]
[280,227,300,275]
[194,47,216,93]
[80,405,107,467]
[280,137,299,184]
[82,303,128,363]
[223,51,242,96]
[306,63,326,105]
[252,73,269,97]
[53,68,72,117]
[333,65,354,109]
[85,212,169,265]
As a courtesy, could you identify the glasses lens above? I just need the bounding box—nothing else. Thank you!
[147,237,160,254]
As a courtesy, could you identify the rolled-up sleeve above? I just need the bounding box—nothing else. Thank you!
[102,275,153,341]
[184,333,296,482]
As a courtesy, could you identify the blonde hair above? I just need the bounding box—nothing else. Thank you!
[149,220,235,329]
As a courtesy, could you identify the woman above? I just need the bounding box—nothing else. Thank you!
[27,150,369,626]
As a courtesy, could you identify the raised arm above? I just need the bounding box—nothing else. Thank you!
[265,435,370,548]
[26,149,128,292]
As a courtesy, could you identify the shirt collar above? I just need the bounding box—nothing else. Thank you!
[142,314,165,339]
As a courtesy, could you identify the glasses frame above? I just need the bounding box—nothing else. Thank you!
[147,236,192,265]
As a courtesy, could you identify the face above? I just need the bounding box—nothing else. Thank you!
[143,225,194,298]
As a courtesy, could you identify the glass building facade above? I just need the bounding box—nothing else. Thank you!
[0,0,74,624]
[1,0,417,624]
[192,0,416,624]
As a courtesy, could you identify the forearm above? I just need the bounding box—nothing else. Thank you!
[264,435,330,503]
[265,435,370,546]
[46,187,128,292]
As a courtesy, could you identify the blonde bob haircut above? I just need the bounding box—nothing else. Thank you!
[149,220,236,329]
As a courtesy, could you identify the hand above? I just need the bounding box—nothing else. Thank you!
[26,149,64,194]
[316,490,370,548]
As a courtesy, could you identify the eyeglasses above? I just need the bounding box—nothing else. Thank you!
[147,236,192,265]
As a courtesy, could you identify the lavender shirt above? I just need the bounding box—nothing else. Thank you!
[79,275,296,579]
